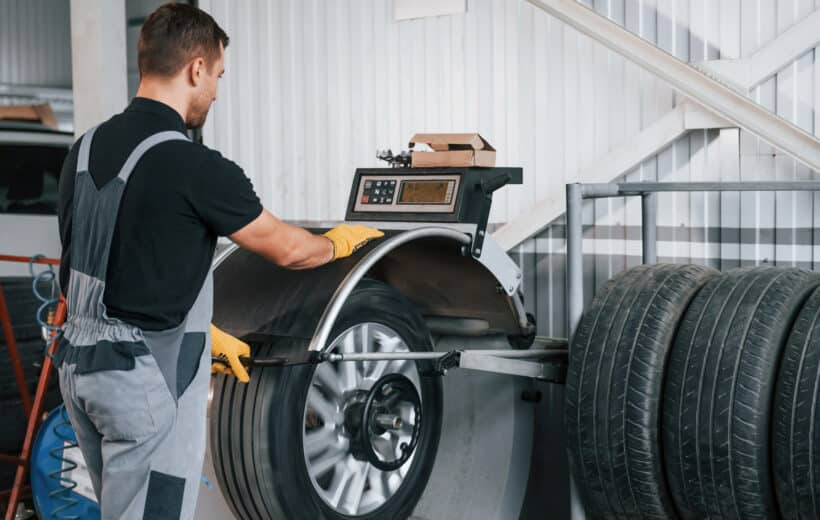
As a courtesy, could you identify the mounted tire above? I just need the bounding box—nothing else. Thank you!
[663,267,820,519]
[773,286,820,519]
[210,279,443,520]
[565,263,716,518]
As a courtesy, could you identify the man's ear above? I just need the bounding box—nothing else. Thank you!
[189,57,206,87]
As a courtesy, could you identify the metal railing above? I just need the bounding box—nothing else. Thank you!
[565,181,820,343]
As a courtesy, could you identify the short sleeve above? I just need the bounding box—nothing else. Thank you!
[188,148,263,236]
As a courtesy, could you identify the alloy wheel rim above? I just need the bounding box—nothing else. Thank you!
[302,322,423,516]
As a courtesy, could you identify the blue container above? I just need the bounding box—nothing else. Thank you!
[31,405,100,519]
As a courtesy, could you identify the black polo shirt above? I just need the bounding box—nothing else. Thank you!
[58,98,263,331]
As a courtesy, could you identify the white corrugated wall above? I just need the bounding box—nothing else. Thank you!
[198,0,820,336]
[0,0,72,87]
[199,0,673,223]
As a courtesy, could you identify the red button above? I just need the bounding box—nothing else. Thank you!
[361,195,370,204]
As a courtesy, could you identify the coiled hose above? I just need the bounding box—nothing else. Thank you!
[28,255,61,357]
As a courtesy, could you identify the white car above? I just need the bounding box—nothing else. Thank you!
[0,120,73,277]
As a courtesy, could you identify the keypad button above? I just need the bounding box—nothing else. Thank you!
[361,195,369,204]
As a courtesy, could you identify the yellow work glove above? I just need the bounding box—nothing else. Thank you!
[210,324,250,383]
[323,224,384,260]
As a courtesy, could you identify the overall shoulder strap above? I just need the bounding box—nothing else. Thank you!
[76,125,99,173]
[118,130,189,182]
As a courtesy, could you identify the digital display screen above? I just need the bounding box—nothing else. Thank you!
[399,180,451,204]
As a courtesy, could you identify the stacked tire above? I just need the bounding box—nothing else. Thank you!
[566,265,820,519]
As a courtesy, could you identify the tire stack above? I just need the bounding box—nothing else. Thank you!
[566,265,820,519]
[0,279,62,489]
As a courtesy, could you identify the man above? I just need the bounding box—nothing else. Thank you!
[55,4,382,519]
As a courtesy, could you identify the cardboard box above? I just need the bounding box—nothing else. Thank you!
[409,133,496,167]
[0,103,58,130]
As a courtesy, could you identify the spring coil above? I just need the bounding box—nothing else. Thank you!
[47,406,80,519]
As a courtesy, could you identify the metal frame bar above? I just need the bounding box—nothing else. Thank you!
[325,348,567,362]
[325,347,568,383]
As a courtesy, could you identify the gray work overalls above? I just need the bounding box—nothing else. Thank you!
[55,127,213,520]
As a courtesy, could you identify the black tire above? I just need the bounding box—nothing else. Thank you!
[773,286,820,519]
[663,267,820,519]
[0,277,48,399]
[565,263,716,518]
[211,279,443,520]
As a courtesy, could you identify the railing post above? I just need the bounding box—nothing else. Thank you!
[641,192,658,264]
[566,183,584,343]
[565,183,586,520]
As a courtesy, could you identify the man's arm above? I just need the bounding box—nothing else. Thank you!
[190,148,383,269]
[229,209,334,269]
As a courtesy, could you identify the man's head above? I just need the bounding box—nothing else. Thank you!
[137,3,228,128]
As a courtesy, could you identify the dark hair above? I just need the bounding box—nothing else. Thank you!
[138,3,229,78]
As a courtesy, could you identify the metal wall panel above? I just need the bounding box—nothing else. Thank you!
[0,0,72,87]
[198,0,820,338]
[199,0,672,223]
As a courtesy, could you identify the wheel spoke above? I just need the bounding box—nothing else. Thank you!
[314,363,343,397]
[341,331,359,390]
[387,359,412,376]
[326,460,354,507]
[367,359,388,381]
[345,462,370,514]
[309,445,348,479]
[360,323,371,352]
[369,332,404,380]
[307,388,338,425]
[342,328,356,352]
[304,427,336,458]
[367,468,388,502]
[359,324,371,380]
[386,470,400,493]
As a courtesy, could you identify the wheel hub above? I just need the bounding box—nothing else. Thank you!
[344,374,422,471]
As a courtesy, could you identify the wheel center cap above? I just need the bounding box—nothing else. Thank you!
[343,373,422,471]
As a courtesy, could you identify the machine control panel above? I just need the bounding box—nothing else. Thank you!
[354,174,460,213]
[346,167,523,226]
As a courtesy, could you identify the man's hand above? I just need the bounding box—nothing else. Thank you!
[323,224,384,260]
[211,324,250,382]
